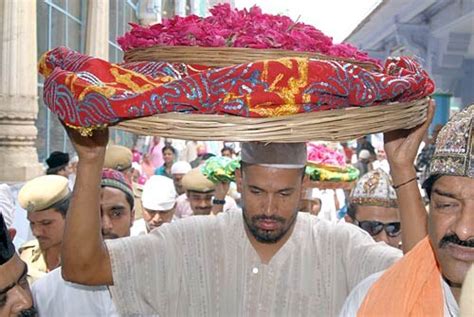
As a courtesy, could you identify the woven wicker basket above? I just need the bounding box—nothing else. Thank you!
[124,46,379,71]
[114,98,429,142]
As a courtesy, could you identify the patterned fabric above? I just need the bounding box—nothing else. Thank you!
[38,47,434,134]
[350,169,397,208]
[105,211,401,316]
[429,105,473,178]
[101,168,133,199]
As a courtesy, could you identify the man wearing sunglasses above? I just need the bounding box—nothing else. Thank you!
[345,169,402,249]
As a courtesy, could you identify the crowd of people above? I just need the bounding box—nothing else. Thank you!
[0,102,473,316]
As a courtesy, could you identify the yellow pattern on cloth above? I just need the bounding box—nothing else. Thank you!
[250,58,308,116]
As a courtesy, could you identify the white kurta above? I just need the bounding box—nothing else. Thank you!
[106,211,401,316]
[339,271,459,317]
[32,268,119,317]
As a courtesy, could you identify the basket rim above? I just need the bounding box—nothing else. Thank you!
[123,45,379,70]
[113,98,430,143]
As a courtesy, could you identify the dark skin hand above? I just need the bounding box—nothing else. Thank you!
[61,126,114,285]
[384,100,435,253]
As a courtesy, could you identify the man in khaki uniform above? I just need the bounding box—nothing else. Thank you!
[104,144,144,219]
[18,175,71,283]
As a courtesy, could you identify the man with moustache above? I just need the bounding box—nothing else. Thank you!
[341,105,473,316]
[0,214,37,317]
[18,175,71,283]
[175,167,237,217]
[131,175,177,235]
[31,168,134,316]
[59,114,427,316]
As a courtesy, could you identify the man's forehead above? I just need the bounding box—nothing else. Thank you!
[27,208,61,220]
[189,191,214,198]
[432,176,474,199]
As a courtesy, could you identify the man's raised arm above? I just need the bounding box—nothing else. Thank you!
[61,127,113,285]
[384,101,435,253]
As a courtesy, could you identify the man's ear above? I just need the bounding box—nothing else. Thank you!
[130,208,135,227]
[8,228,17,240]
[344,214,354,224]
[235,168,242,193]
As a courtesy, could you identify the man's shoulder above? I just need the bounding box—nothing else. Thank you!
[19,239,39,253]
[339,271,384,316]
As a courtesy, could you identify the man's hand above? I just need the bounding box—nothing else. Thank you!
[214,181,230,200]
[383,99,435,253]
[384,100,435,181]
[65,125,109,161]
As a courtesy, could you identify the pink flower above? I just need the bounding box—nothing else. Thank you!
[307,143,346,167]
[116,3,379,63]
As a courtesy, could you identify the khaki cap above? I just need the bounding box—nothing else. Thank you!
[182,168,216,193]
[18,175,69,212]
[104,145,132,171]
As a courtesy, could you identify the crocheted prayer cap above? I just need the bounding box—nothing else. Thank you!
[0,214,15,265]
[350,169,398,208]
[427,104,473,179]
[241,142,307,168]
[101,168,134,199]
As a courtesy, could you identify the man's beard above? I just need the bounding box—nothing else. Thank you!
[19,306,38,317]
[243,210,297,244]
[439,233,474,248]
[102,232,120,240]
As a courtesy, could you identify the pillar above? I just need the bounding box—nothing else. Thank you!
[86,0,109,60]
[0,0,44,182]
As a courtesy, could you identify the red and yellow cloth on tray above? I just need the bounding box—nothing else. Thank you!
[38,46,434,133]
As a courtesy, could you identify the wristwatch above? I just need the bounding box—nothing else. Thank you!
[212,199,226,205]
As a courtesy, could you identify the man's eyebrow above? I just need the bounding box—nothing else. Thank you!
[0,262,27,294]
[433,188,458,199]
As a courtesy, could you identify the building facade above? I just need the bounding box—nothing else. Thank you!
[345,0,474,130]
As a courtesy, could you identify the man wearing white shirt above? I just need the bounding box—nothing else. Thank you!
[32,168,135,317]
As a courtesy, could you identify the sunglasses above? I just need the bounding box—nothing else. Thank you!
[354,219,401,237]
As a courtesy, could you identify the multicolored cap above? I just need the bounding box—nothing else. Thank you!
[101,168,134,199]
[428,104,473,178]
[350,169,398,208]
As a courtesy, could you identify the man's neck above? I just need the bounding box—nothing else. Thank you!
[245,223,296,265]
[43,244,61,271]
[450,285,462,304]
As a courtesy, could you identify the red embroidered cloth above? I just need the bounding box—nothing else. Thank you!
[38,47,434,131]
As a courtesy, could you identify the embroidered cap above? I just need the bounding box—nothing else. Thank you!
[350,169,398,208]
[101,168,134,200]
[427,104,473,179]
